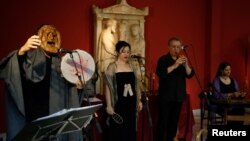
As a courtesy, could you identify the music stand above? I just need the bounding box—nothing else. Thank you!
[13,104,102,141]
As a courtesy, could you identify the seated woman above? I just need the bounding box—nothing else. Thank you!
[212,62,247,125]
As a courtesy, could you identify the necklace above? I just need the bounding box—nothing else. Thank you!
[220,76,231,84]
[221,76,229,80]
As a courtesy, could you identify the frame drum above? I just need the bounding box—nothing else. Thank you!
[61,49,95,84]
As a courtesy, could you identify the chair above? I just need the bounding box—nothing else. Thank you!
[199,91,224,129]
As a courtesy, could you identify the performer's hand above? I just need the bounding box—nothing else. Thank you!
[106,106,114,115]
[75,80,84,89]
[18,35,41,55]
[137,101,143,112]
[240,92,247,98]
[182,56,189,67]
[175,55,186,67]
[227,93,234,99]
[233,92,242,98]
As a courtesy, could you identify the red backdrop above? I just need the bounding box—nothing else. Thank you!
[1,0,250,134]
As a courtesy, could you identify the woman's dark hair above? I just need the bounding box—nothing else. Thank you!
[215,62,231,77]
[115,41,131,52]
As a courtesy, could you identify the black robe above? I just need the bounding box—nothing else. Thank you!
[0,48,83,141]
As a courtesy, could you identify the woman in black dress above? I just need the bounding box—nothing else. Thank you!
[104,41,143,141]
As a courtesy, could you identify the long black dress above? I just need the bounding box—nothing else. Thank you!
[109,72,137,141]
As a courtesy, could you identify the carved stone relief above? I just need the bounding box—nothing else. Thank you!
[93,0,149,94]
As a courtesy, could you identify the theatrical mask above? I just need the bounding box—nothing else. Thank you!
[38,25,61,54]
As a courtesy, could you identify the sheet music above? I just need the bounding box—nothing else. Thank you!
[34,104,102,121]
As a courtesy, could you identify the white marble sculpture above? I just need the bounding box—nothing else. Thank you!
[93,0,149,94]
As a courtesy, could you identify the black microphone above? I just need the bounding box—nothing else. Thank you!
[58,48,76,54]
[130,55,144,59]
[180,45,189,50]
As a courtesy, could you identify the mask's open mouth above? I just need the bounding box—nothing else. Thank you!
[47,41,55,46]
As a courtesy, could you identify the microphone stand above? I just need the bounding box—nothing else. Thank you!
[182,48,206,133]
[91,61,103,134]
[69,52,102,140]
[69,52,89,104]
[183,48,204,93]
[135,58,153,141]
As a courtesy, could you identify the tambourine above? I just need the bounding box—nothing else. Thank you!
[60,49,95,84]
[106,112,124,126]
[112,112,123,124]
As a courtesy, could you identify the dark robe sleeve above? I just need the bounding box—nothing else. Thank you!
[22,47,47,82]
[0,50,26,141]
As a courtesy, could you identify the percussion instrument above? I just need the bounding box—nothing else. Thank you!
[61,49,95,84]
[112,112,123,124]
